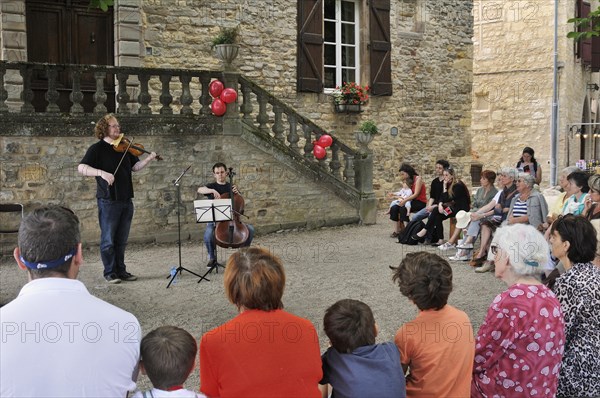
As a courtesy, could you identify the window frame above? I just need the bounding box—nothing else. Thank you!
[323,0,361,93]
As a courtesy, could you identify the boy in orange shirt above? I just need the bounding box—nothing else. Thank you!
[391,252,475,397]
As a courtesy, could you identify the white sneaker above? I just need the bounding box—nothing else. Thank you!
[449,254,470,261]
[438,242,456,251]
[457,242,474,249]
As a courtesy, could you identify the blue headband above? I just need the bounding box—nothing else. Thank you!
[20,247,77,270]
[524,259,539,268]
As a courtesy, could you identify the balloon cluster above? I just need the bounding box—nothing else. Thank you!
[313,134,333,160]
[209,80,238,116]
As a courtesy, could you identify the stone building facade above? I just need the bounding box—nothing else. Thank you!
[472,0,600,186]
[1,0,474,244]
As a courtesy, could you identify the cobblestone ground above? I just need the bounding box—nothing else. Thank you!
[0,212,505,390]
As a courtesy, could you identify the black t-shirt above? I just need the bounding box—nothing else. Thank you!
[204,181,232,199]
[80,139,139,200]
[430,177,444,204]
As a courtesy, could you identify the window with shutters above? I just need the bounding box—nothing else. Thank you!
[323,0,360,89]
[297,0,391,96]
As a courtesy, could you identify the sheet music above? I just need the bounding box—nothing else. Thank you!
[194,199,233,222]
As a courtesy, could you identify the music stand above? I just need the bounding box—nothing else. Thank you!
[166,165,209,288]
[194,199,232,283]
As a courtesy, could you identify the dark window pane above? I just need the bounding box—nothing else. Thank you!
[341,69,355,83]
[324,21,336,42]
[342,45,355,67]
[324,0,335,19]
[324,44,336,66]
[341,1,355,22]
[341,23,355,44]
[324,68,336,88]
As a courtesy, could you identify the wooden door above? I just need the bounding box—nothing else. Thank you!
[26,0,115,113]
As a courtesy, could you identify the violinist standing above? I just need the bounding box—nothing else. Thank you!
[78,114,158,283]
[197,162,254,268]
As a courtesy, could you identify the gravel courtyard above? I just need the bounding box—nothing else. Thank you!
[0,212,505,390]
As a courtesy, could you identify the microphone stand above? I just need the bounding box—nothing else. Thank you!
[166,164,209,288]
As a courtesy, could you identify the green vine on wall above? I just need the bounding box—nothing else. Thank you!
[567,6,600,40]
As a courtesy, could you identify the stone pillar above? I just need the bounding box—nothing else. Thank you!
[222,71,242,136]
[354,154,377,225]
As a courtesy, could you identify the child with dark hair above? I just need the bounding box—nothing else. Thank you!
[319,299,406,398]
[391,252,474,397]
[133,326,205,398]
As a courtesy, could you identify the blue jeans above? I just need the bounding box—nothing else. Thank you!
[410,207,430,223]
[204,222,255,261]
[98,198,134,277]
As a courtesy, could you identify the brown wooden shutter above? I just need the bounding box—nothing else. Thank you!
[297,0,323,93]
[578,0,592,63]
[591,36,600,71]
[369,0,392,96]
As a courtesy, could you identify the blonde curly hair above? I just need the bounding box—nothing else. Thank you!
[94,113,117,139]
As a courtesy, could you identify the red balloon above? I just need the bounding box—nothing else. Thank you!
[313,144,326,160]
[221,88,238,104]
[209,80,224,98]
[211,98,226,116]
[317,134,333,148]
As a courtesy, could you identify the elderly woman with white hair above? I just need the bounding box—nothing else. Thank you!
[472,224,565,397]
[506,173,549,229]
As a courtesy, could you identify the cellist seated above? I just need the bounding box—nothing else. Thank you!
[197,162,254,268]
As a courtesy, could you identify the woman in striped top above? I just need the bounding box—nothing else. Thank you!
[506,173,548,229]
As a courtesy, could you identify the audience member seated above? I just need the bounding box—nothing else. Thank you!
[583,174,600,221]
[412,166,470,245]
[451,169,507,261]
[549,215,600,397]
[410,159,449,224]
[391,252,474,397]
[199,247,322,397]
[474,171,544,273]
[516,146,542,185]
[439,169,497,251]
[560,170,589,216]
[0,205,141,397]
[387,181,413,218]
[472,224,564,397]
[133,326,206,398]
[541,166,581,231]
[389,163,427,238]
[319,299,406,398]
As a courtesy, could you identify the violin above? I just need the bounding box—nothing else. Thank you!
[112,134,163,160]
[215,168,250,249]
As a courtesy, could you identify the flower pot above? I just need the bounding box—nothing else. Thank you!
[214,44,239,68]
[335,103,362,113]
[355,131,375,152]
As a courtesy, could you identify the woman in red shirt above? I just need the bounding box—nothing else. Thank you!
[199,247,322,397]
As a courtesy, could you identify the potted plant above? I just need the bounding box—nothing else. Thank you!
[333,82,369,113]
[355,119,379,151]
[212,26,239,66]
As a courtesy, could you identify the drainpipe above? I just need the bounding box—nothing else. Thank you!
[551,0,559,185]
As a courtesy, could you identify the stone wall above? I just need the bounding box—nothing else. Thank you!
[0,116,358,248]
[472,0,600,186]
[138,0,474,204]
[0,0,474,210]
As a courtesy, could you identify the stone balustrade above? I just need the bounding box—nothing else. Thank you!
[0,61,374,222]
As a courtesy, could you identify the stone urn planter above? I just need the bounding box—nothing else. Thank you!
[214,44,239,66]
[354,120,379,153]
[355,131,375,152]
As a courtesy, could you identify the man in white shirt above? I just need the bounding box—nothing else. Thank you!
[0,205,141,397]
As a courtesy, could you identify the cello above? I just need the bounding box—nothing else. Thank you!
[214,168,250,248]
